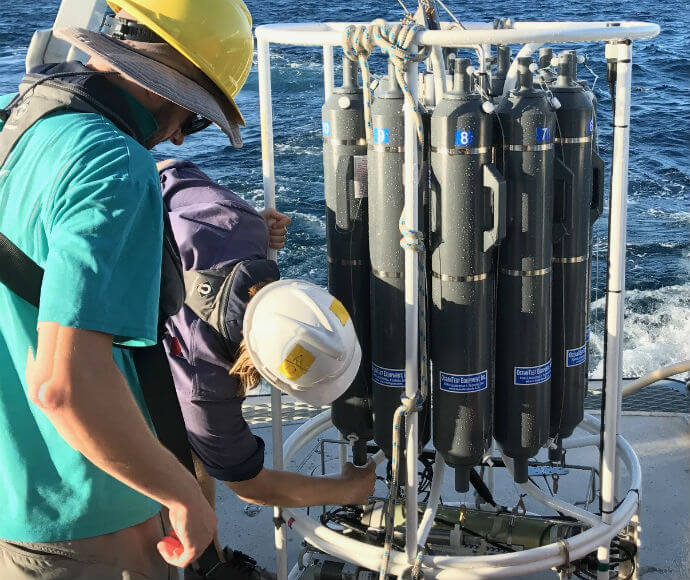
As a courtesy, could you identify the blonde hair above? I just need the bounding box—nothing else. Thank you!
[229,280,274,397]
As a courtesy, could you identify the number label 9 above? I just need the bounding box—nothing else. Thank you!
[373,127,390,144]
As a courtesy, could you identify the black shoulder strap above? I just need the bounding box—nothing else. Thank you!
[0,232,227,575]
[0,233,43,307]
[0,232,195,472]
[183,258,280,354]
[129,340,196,474]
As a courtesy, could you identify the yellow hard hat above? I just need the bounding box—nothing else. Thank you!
[107,0,252,125]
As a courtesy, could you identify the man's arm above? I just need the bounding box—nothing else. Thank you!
[26,322,216,568]
[225,462,376,508]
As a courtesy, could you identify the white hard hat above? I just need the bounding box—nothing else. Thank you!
[243,279,361,406]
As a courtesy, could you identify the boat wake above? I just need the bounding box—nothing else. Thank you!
[589,283,690,380]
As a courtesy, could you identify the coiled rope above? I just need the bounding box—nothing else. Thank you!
[342,19,430,144]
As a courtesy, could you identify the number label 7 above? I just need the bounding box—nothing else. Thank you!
[536,126,551,142]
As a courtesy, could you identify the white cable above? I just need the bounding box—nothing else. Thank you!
[287,563,302,580]
[501,42,543,96]
[435,0,465,29]
[622,359,690,397]
[396,0,412,15]
[581,54,600,92]
[417,452,446,544]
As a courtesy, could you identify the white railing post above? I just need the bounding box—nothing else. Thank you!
[598,39,633,580]
[403,57,420,564]
[257,34,288,580]
[258,36,278,257]
[324,45,335,100]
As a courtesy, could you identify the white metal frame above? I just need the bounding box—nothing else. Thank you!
[256,20,659,579]
[281,411,640,578]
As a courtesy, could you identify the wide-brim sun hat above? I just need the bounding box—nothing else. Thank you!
[106,0,253,126]
[244,279,362,407]
[53,27,243,147]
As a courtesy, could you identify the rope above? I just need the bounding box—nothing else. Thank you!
[375,216,430,580]
[410,549,426,580]
[436,0,466,29]
[342,19,430,144]
[343,18,429,574]
[379,394,418,580]
[398,217,425,252]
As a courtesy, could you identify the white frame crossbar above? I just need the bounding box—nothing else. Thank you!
[256,20,659,580]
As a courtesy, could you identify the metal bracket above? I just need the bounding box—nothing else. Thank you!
[555,539,575,578]
[513,495,527,516]
[482,164,507,251]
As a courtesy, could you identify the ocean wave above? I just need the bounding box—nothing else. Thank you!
[589,284,690,380]
[0,46,26,60]
[259,50,324,71]
[644,209,690,225]
[287,211,326,232]
[275,142,321,157]
[626,239,689,252]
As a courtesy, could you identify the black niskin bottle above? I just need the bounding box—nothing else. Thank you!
[430,59,506,492]
[495,57,557,483]
[323,58,373,465]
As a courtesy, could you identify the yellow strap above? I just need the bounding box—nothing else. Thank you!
[329,298,350,326]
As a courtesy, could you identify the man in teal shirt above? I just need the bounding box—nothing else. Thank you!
[0,1,254,578]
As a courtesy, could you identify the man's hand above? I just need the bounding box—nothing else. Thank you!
[26,323,218,569]
[158,490,217,567]
[261,208,291,250]
[339,460,377,505]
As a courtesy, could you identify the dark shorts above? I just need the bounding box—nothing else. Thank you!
[0,514,172,580]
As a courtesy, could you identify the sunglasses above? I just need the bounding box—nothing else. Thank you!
[181,114,212,136]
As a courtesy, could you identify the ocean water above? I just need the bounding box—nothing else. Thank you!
[1,1,688,380]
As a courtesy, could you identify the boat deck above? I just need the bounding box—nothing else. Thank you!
[213,380,690,578]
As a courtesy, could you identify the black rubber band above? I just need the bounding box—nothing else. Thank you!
[601,488,639,514]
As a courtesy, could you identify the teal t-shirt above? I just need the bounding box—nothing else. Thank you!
[0,92,163,541]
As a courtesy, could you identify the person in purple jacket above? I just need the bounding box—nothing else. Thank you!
[157,159,376,577]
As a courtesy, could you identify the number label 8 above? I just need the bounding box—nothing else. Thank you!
[454,129,474,147]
